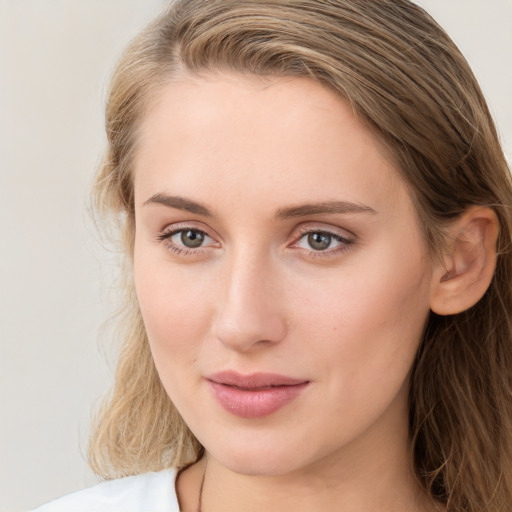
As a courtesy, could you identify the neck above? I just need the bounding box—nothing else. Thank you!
[199,450,430,512]
[179,439,436,512]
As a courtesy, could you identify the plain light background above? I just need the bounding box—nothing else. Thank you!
[1,2,511,511]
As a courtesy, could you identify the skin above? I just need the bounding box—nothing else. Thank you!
[132,73,444,512]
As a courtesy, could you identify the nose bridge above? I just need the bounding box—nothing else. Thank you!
[211,244,287,352]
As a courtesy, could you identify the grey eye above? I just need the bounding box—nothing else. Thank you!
[179,230,206,248]
[160,227,216,254]
[307,232,332,251]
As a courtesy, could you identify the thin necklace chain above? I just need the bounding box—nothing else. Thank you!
[196,458,207,512]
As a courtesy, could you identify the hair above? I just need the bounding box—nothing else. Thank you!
[89,1,512,510]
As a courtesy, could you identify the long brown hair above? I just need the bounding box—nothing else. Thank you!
[89,1,512,510]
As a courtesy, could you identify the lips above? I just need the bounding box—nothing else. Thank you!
[206,371,309,418]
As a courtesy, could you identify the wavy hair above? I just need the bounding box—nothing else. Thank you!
[89,1,512,510]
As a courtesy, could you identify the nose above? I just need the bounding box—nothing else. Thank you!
[210,251,288,353]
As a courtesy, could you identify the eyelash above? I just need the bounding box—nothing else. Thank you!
[156,225,355,259]
[156,227,214,257]
[292,227,355,259]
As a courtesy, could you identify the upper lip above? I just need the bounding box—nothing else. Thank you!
[206,371,309,389]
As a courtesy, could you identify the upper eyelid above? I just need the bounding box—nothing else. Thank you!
[157,221,356,245]
[292,229,354,249]
[157,230,352,259]
[292,222,356,240]
[159,221,216,238]
[158,227,217,246]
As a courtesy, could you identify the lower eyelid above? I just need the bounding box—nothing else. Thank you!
[157,228,219,255]
[157,226,354,255]
[292,229,356,256]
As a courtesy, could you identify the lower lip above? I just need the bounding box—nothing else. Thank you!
[207,380,309,418]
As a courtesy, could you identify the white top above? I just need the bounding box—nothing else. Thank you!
[32,469,180,512]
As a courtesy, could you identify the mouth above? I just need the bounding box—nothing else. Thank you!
[206,371,310,418]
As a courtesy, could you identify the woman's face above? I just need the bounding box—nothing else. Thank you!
[133,73,435,476]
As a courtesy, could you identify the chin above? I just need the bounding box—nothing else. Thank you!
[221,455,301,477]
[204,435,316,477]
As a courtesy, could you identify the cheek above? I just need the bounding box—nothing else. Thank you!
[133,249,215,373]
[291,243,431,391]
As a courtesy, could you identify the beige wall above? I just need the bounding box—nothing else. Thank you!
[0,2,164,511]
[1,1,510,511]
[415,0,512,164]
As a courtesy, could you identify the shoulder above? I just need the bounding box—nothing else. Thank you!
[32,469,179,512]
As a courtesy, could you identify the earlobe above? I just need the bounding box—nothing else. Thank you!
[430,207,499,316]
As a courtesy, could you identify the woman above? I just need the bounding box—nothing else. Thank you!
[35,0,512,511]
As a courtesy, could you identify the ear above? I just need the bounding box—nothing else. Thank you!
[430,206,499,315]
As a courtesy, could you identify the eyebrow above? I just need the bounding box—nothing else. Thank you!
[143,193,212,217]
[143,193,377,219]
[275,201,377,219]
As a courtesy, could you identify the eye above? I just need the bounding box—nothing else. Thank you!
[157,226,217,255]
[293,228,354,254]
[173,229,208,248]
[303,232,335,251]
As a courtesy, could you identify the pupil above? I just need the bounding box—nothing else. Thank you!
[308,232,331,250]
[181,230,204,248]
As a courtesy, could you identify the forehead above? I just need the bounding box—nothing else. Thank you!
[133,73,406,217]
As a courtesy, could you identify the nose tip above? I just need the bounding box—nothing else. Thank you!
[212,311,287,352]
[210,261,288,352]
